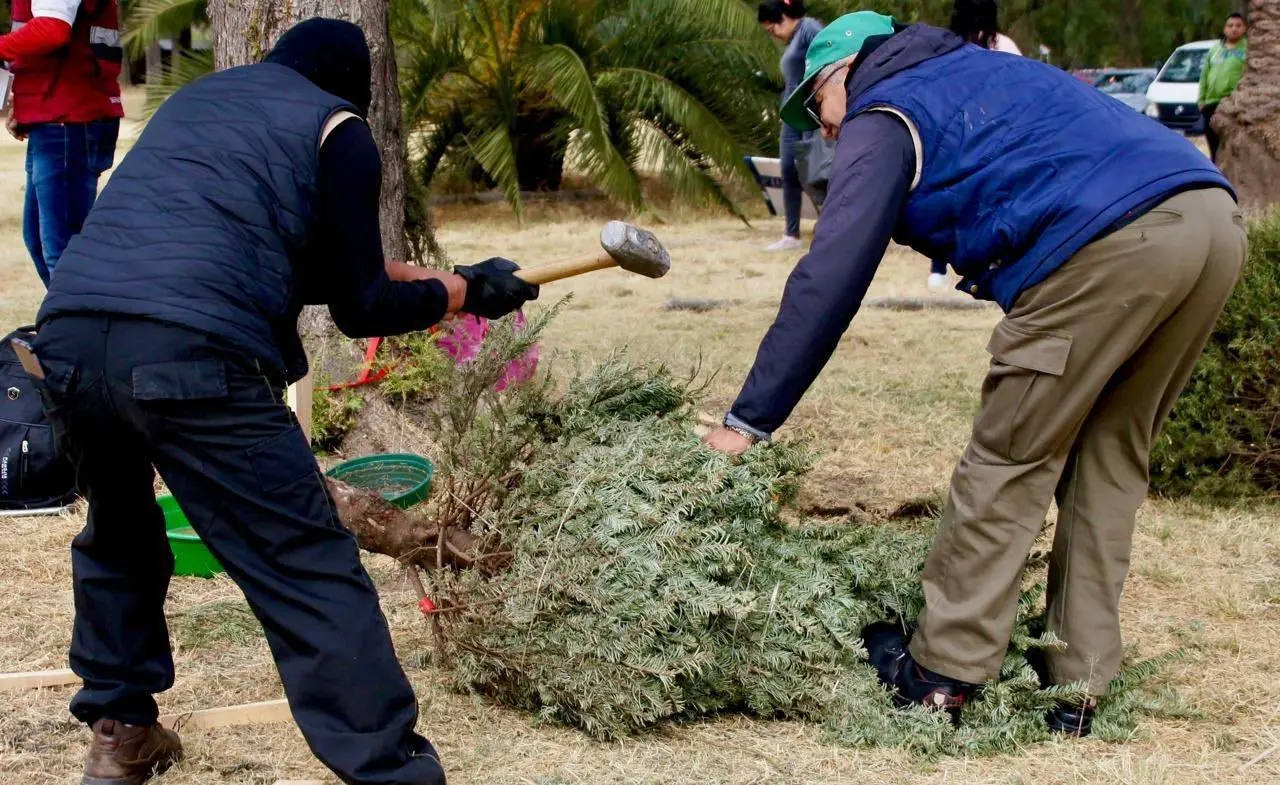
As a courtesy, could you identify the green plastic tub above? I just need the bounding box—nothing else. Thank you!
[325,453,434,510]
[160,495,225,578]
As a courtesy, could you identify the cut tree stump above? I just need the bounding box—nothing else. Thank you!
[0,668,79,691]
[159,698,293,730]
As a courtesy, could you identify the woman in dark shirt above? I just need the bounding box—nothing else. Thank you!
[759,0,823,252]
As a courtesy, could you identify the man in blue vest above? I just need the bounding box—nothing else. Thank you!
[27,17,536,785]
[702,12,1245,734]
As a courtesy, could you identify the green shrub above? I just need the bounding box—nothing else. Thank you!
[1150,210,1280,499]
[311,385,364,453]
[379,332,453,404]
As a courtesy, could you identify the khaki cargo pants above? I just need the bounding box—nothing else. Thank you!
[910,187,1247,694]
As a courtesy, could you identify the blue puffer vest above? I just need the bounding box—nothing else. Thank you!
[37,62,356,383]
[846,26,1234,310]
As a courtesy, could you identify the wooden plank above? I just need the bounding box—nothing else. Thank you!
[286,369,314,444]
[0,668,79,691]
[159,698,293,730]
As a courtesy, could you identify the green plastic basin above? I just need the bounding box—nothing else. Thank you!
[160,495,225,578]
[325,453,434,510]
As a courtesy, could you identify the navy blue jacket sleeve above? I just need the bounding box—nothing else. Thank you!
[727,111,916,438]
[307,119,451,338]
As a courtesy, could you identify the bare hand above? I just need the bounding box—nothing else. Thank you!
[701,427,754,456]
[6,114,25,141]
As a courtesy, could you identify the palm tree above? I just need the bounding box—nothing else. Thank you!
[396,0,780,219]
[119,0,212,118]
[1214,0,1279,209]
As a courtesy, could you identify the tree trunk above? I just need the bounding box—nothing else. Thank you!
[145,42,163,86]
[1214,0,1280,211]
[513,109,569,192]
[208,0,407,262]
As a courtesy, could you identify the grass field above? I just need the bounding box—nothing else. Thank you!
[0,93,1277,784]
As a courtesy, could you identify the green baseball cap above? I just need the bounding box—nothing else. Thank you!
[780,11,897,132]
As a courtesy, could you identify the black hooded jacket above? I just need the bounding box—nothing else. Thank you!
[39,18,448,383]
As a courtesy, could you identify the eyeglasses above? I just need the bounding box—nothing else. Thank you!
[804,66,845,127]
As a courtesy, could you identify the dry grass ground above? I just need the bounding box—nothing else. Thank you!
[1,93,1277,784]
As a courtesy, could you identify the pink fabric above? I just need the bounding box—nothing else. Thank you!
[436,312,540,392]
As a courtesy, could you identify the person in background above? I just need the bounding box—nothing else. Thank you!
[1199,12,1248,163]
[759,0,824,252]
[0,0,123,287]
[949,0,1022,55]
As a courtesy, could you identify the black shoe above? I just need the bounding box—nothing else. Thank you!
[861,621,977,724]
[1024,646,1098,737]
[1046,699,1097,737]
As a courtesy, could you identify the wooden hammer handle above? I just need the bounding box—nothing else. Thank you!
[515,253,616,286]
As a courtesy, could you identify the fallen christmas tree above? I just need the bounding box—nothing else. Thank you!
[324,301,1193,757]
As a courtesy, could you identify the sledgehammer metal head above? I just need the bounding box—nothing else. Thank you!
[598,220,671,279]
[515,221,671,286]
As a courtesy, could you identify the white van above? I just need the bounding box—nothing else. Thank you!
[1144,39,1216,134]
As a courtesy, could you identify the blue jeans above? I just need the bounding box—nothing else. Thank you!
[23,119,120,286]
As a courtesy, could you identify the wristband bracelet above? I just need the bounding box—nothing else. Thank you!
[723,423,761,444]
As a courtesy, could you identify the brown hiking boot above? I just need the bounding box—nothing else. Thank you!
[83,719,183,785]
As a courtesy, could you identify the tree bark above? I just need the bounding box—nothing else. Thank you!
[145,41,163,86]
[1214,0,1280,211]
[207,0,407,262]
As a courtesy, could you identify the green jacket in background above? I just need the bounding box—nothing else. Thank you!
[1199,39,1248,106]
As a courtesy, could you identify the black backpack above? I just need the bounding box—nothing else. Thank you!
[0,326,77,511]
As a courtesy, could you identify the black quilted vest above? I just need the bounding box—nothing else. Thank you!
[37,62,356,383]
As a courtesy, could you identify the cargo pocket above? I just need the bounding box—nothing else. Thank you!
[971,320,1072,463]
[246,426,318,494]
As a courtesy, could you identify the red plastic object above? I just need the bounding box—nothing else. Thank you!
[418,597,437,615]
[326,336,393,391]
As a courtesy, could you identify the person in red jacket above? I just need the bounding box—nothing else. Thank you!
[1,0,123,286]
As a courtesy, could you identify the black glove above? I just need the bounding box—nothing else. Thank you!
[452,257,540,320]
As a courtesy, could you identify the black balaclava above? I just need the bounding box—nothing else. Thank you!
[264,18,373,116]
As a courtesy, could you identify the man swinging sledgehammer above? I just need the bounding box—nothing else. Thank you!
[26,17,543,785]
[703,12,1245,734]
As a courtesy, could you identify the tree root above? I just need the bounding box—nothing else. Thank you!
[326,477,484,572]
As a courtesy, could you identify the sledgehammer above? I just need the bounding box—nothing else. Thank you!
[514,221,671,285]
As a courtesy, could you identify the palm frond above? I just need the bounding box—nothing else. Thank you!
[627,119,745,221]
[469,123,525,220]
[599,67,751,185]
[140,48,213,120]
[415,108,469,186]
[121,0,207,58]
[522,44,641,206]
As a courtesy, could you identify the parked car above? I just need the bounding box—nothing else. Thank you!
[1072,67,1105,85]
[1092,68,1158,112]
[1145,40,1216,134]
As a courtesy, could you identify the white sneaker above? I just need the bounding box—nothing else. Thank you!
[928,272,948,289]
[765,236,804,252]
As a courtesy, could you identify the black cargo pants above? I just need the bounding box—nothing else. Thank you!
[31,315,446,785]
